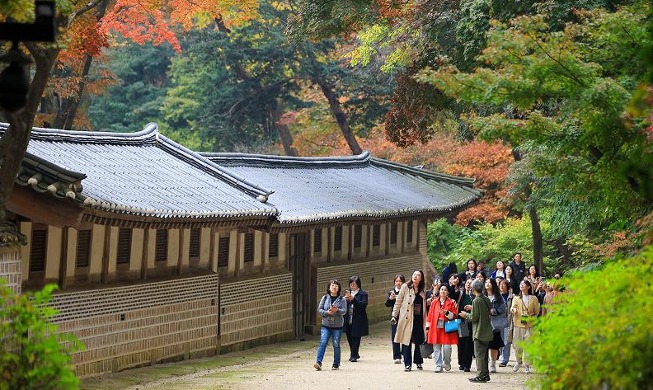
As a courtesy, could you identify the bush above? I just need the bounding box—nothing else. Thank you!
[0,282,81,390]
[524,248,653,389]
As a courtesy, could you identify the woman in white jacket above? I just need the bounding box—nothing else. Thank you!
[391,270,427,372]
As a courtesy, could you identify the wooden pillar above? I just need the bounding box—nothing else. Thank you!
[101,226,111,283]
[58,227,68,289]
[141,228,149,280]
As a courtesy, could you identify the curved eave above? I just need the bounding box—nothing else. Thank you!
[79,197,277,220]
[273,195,480,225]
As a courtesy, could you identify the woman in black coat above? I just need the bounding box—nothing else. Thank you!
[345,275,369,362]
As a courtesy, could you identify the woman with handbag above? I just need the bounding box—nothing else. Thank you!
[498,278,514,367]
[510,279,540,373]
[385,274,405,364]
[425,285,459,372]
[314,279,348,370]
[457,278,474,372]
[391,270,427,372]
[485,278,507,373]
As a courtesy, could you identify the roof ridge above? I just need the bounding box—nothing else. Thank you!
[154,133,274,200]
[370,158,477,187]
[8,122,159,145]
[201,151,371,167]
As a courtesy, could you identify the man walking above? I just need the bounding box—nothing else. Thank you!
[459,279,493,383]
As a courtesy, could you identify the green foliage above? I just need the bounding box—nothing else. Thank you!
[428,217,557,273]
[0,282,81,390]
[87,40,175,132]
[418,5,653,238]
[525,248,653,389]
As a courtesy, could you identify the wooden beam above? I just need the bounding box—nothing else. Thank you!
[7,185,83,228]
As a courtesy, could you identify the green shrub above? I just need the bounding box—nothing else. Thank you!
[524,248,653,389]
[0,282,82,390]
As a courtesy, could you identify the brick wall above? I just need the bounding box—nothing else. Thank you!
[219,271,293,352]
[0,246,22,295]
[49,274,219,377]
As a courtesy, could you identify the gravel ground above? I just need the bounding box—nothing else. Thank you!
[82,322,532,390]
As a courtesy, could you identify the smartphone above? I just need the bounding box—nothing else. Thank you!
[540,277,546,282]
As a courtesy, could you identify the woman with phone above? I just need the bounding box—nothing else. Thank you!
[425,285,459,372]
[314,279,348,370]
[391,269,427,371]
[344,275,369,363]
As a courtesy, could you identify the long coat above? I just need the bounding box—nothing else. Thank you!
[345,289,369,337]
[391,283,427,346]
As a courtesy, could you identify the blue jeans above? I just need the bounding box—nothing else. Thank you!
[316,326,343,366]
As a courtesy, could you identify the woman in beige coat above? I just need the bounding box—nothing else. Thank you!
[391,270,427,372]
[510,279,540,374]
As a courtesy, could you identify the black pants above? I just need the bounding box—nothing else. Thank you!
[458,335,474,369]
[390,323,401,359]
[401,342,423,367]
[346,330,361,359]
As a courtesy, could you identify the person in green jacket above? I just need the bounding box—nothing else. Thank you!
[459,279,493,383]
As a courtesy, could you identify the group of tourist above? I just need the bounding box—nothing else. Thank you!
[313,253,559,383]
[313,275,369,371]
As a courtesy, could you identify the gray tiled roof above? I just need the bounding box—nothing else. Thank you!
[2,123,276,220]
[202,152,482,225]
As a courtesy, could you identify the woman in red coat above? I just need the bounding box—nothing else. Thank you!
[425,285,459,372]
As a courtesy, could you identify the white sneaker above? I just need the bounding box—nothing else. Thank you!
[490,362,497,373]
[512,363,522,372]
[434,366,442,373]
[524,365,531,374]
[394,359,402,364]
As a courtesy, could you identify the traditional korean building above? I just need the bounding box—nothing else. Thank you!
[0,122,481,377]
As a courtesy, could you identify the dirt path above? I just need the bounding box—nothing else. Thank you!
[81,322,531,390]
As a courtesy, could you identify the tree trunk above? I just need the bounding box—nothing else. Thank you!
[269,103,298,156]
[0,45,58,245]
[314,77,363,155]
[54,0,110,129]
[528,206,543,272]
[512,148,544,270]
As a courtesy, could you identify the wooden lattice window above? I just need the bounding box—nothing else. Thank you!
[353,225,362,249]
[155,229,168,262]
[390,222,398,245]
[269,233,279,258]
[218,234,229,267]
[189,228,200,259]
[407,220,414,243]
[313,228,322,253]
[334,226,342,251]
[117,228,131,265]
[76,229,92,268]
[372,224,381,247]
[30,227,47,272]
[244,233,254,263]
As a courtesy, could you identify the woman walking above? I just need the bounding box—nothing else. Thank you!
[485,278,507,373]
[391,270,427,372]
[344,275,369,362]
[314,279,348,370]
[425,285,458,372]
[498,278,514,367]
[510,280,540,373]
[385,274,405,364]
[457,278,474,372]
